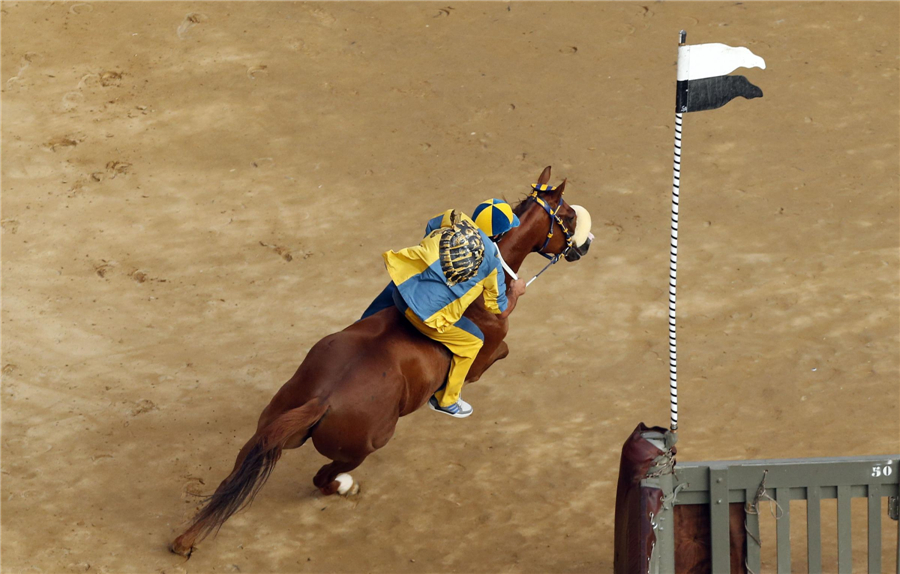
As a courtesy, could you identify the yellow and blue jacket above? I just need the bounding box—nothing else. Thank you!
[382,210,508,333]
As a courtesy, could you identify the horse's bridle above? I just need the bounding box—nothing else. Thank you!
[528,184,576,263]
[504,183,591,287]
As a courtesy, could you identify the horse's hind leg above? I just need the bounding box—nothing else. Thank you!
[308,401,398,497]
[313,458,365,496]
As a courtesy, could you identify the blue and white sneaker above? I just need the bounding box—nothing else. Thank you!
[428,396,473,419]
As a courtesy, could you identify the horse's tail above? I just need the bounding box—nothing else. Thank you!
[182,398,328,544]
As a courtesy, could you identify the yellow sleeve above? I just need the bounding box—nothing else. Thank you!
[481,268,503,315]
[382,232,442,286]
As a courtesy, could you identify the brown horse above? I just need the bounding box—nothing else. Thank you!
[170,166,593,557]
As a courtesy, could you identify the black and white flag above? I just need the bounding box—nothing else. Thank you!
[676,43,766,113]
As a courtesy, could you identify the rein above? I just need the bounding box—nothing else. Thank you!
[496,242,554,287]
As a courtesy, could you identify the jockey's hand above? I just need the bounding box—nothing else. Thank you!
[499,279,526,319]
[510,279,526,298]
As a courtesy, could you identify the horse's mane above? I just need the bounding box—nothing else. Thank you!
[512,195,532,217]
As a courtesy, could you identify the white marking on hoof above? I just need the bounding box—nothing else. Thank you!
[335,473,358,495]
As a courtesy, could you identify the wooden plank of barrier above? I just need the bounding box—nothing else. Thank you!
[807,486,822,573]
[867,483,881,574]
[656,473,676,574]
[776,487,792,574]
[709,465,731,573]
[677,456,900,489]
[837,484,852,573]
[745,487,761,573]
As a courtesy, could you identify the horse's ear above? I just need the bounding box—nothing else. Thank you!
[550,178,567,200]
[536,166,552,185]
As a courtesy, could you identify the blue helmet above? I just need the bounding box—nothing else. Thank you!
[472,199,520,237]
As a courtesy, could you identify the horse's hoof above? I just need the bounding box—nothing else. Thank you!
[335,473,359,496]
[169,540,194,559]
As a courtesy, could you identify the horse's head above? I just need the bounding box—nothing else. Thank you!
[506,166,593,264]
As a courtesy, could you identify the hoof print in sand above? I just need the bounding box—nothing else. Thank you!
[129,399,157,416]
[259,241,294,262]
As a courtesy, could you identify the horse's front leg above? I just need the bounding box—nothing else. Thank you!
[466,340,509,383]
[462,294,510,384]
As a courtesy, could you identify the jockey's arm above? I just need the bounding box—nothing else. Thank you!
[487,243,525,320]
[482,265,526,321]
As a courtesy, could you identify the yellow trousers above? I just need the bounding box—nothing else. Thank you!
[402,308,484,407]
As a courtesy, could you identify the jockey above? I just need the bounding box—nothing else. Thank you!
[361,199,527,418]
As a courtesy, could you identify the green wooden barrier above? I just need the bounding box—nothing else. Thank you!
[647,455,900,573]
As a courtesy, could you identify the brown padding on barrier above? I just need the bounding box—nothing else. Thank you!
[613,422,674,574]
[674,503,747,574]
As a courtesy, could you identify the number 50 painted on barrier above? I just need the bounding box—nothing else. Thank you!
[872,461,894,477]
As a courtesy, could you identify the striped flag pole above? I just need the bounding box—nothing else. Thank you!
[668,30,687,432]
[668,32,765,432]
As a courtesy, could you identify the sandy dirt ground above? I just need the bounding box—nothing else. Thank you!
[2,2,898,573]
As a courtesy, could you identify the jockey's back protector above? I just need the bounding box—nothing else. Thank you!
[436,211,485,287]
